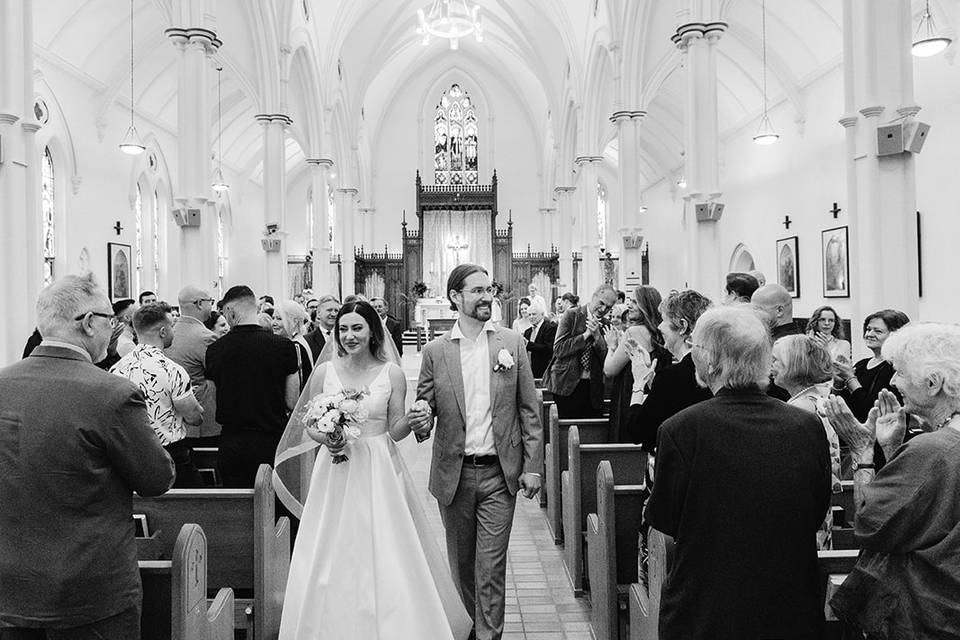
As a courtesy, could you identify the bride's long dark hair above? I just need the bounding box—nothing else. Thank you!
[334,300,387,361]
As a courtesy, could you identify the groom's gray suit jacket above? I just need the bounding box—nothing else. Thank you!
[417,325,544,507]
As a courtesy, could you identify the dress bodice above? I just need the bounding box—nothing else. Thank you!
[324,362,391,438]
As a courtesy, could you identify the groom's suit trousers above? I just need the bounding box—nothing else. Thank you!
[440,462,516,640]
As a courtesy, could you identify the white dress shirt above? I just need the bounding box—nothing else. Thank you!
[451,320,496,456]
[528,319,543,343]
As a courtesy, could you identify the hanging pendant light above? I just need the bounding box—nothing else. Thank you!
[753,0,780,145]
[912,0,952,57]
[416,0,483,50]
[118,0,145,155]
[211,66,229,193]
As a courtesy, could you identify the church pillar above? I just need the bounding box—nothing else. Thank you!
[841,0,919,325]
[575,156,603,291]
[336,188,359,295]
[673,18,726,297]
[257,113,291,299]
[358,207,375,251]
[553,186,576,295]
[166,27,221,291]
[0,0,34,364]
[306,158,334,296]
[612,110,646,290]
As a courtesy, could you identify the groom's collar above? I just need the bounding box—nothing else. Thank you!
[451,320,496,342]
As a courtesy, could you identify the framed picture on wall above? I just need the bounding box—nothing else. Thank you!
[107,242,132,301]
[775,236,800,298]
[821,226,850,298]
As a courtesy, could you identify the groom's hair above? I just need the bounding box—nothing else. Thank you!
[334,300,388,360]
[446,263,488,311]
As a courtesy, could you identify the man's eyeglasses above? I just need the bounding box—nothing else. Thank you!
[74,311,119,328]
[194,298,215,306]
[461,286,494,296]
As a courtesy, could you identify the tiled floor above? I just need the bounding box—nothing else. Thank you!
[398,352,594,640]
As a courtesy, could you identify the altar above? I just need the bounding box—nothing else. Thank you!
[413,298,458,327]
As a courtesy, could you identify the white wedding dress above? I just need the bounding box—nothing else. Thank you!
[279,362,472,639]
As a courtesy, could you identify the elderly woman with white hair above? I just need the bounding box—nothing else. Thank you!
[271,300,313,390]
[825,323,960,639]
[645,305,831,640]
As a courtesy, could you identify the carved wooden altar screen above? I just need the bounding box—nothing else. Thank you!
[507,246,560,322]
[354,247,404,322]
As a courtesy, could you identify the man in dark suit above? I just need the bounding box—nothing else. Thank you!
[543,283,619,418]
[303,294,340,362]
[522,300,556,379]
[371,296,404,357]
[751,283,799,400]
[0,273,175,637]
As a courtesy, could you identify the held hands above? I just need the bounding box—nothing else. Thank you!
[408,399,434,441]
[519,473,542,499]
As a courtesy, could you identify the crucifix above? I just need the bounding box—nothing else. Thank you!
[447,235,469,262]
[830,202,842,219]
[782,215,792,229]
[113,221,124,235]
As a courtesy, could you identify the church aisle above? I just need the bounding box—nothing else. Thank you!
[398,353,594,640]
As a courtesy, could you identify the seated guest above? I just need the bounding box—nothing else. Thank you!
[723,271,760,304]
[627,289,712,449]
[826,323,960,639]
[113,298,138,357]
[272,299,314,390]
[512,296,532,335]
[772,335,843,549]
[646,306,831,639]
[523,300,556,379]
[112,302,205,487]
[304,295,340,362]
[205,286,299,487]
[544,284,619,418]
[833,308,910,422]
[805,305,852,363]
[0,274,174,636]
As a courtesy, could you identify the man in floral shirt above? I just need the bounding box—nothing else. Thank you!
[112,302,204,487]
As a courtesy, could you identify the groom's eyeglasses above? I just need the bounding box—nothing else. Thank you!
[462,286,494,296]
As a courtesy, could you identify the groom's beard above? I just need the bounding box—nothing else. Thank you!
[464,301,492,321]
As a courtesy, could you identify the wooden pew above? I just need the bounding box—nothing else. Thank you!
[191,447,220,487]
[140,523,234,640]
[561,428,646,595]
[587,460,645,640]
[536,390,553,508]
[545,406,610,543]
[134,464,290,640]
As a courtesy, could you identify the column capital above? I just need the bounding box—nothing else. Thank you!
[255,113,293,127]
[553,186,576,194]
[897,105,922,118]
[0,114,21,126]
[164,27,222,53]
[838,114,859,128]
[306,158,335,168]
[858,105,885,119]
[574,155,604,165]
[609,109,646,123]
[21,122,42,134]
[672,21,727,49]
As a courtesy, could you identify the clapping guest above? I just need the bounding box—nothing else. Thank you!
[826,323,960,638]
[304,295,340,362]
[527,283,547,313]
[805,305,852,363]
[272,300,314,390]
[523,300,556,379]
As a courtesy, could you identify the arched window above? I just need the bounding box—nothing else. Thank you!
[152,189,160,291]
[434,83,478,185]
[134,184,143,294]
[41,147,55,285]
[596,182,607,250]
[217,207,226,296]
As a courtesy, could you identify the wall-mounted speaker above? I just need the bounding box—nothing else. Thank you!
[172,208,201,227]
[696,202,724,222]
[903,121,930,154]
[877,123,904,156]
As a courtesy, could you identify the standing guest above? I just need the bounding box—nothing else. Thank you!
[371,296,404,357]
[558,293,579,315]
[723,272,760,305]
[627,289,712,448]
[646,306,831,640]
[205,310,230,338]
[751,283,799,400]
[805,305,852,363]
[544,284,619,418]
[523,300,557,379]
[205,286,299,488]
[258,295,275,315]
[490,282,504,327]
[0,274,174,637]
[527,283,547,313]
[748,269,767,287]
[112,302,205,488]
[512,296,532,335]
[825,323,960,639]
[113,298,138,357]
[305,297,320,331]
[166,285,220,445]
[616,290,626,304]
[303,295,340,362]
[272,299,314,390]
[138,290,157,305]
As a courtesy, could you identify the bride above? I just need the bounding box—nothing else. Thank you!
[274,300,472,639]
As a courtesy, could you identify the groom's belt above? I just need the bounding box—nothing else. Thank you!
[462,454,499,466]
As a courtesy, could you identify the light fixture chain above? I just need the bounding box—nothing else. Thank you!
[130,0,135,128]
[761,0,768,114]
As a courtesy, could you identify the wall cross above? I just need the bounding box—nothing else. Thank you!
[782,215,792,229]
[830,202,842,219]
[113,221,124,235]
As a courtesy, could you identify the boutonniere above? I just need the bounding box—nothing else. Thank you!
[493,348,515,372]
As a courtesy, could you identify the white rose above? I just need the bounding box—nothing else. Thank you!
[339,398,360,414]
[496,348,515,370]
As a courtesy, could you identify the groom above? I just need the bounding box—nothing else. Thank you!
[412,263,543,640]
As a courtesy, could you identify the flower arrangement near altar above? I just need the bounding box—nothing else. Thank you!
[304,389,368,464]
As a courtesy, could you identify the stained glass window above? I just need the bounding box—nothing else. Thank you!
[434,84,478,186]
[597,182,607,250]
[135,184,143,293]
[217,208,225,296]
[41,147,55,285]
[152,189,160,291]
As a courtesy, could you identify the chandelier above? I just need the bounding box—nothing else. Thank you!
[118,0,145,155]
[753,0,779,145]
[417,0,483,50]
[912,0,952,57]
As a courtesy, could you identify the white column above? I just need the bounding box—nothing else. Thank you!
[612,110,645,289]
[166,27,220,289]
[575,156,603,291]
[306,158,334,296]
[257,113,291,299]
[673,19,726,296]
[842,0,919,325]
[553,186,576,295]
[336,188,359,295]
[538,207,557,250]
[358,207,375,250]
[0,0,33,364]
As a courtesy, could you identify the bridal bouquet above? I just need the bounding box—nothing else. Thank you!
[304,389,368,464]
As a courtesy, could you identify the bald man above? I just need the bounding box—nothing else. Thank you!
[751,284,799,342]
[165,285,220,443]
